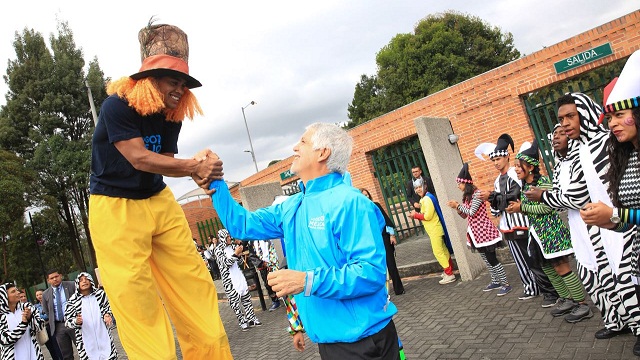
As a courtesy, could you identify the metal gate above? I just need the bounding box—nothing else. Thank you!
[370,136,434,240]
[522,59,626,177]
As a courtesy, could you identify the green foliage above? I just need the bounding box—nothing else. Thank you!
[345,75,385,129]
[0,20,108,276]
[347,11,521,127]
[0,151,35,232]
[3,224,44,286]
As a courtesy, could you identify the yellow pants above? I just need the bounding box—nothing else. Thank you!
[430,234,451,270]
[89,187,232,359]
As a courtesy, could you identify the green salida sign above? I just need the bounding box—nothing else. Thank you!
[554,43,613,74]
[280,169,294,181]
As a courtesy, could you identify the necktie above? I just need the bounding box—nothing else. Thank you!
[55,287,63,321]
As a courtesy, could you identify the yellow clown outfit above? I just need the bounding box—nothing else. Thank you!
[88,23,231,359]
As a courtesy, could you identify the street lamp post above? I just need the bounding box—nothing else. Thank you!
[241,101,259,173]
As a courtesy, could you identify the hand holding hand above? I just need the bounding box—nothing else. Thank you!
[506,200,521,214]
[192,151,223,195]
[524,186,544,202]
[267,269,305,297]
[192,149,215,162]
[409,210,417,219]
[478,190,491,201]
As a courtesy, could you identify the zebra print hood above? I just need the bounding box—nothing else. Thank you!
[217,229,230,251]
[0,283,25,315]
[571,92,607,145]
[0,284,9,315]
[74,272,98,296]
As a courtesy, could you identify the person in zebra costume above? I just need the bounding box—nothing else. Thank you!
[214,229,261,331]
[0,283,45,360]
[63,273,117,360]
[477,134,558,304]
[448,162,511,295]
[526,92,640,354]
[579,50,640,355]
[508,139,591,322]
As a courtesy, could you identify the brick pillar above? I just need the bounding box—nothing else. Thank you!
[413,116,485,281]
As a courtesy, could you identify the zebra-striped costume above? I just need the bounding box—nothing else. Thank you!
[489,168,542,296]
[541,92,640,334]
[215,229,259,328]
[64,272,117,360]
[0,284,45,360]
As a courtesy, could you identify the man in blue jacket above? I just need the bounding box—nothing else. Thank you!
[210,122,399,359]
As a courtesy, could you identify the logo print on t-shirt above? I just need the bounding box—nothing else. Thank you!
[144,134,162,153]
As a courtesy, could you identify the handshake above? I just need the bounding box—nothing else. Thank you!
[191,149,224,195]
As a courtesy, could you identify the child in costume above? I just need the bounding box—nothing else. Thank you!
[213,229,261,331]
[508,140,591,322]
[447,163,511,295]
[64,272,117,360]
[410,178,456,284]
[476,134,558,305]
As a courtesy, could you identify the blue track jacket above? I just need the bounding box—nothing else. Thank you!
[210,172,397,343]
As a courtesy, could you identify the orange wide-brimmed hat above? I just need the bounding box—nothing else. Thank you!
[130,23,202,89]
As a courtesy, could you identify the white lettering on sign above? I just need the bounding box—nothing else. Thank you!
[566,49,599,67]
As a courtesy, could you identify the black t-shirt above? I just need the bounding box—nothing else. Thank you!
[90,95,181,199]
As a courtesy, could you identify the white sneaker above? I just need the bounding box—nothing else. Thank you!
[439,273,456,284]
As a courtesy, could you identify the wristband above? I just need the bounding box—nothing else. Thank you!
[288,327,305,336]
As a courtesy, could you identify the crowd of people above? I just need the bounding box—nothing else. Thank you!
[5,16,640,359]
[1,270,117,360]
[441,49,640,358]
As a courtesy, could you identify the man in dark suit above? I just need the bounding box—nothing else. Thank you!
[41,269,77,360]
[405,166,436,211]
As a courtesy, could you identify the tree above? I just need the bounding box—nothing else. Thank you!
[0,150,35,280]
[0,21,108,274]
[346,11,521,127]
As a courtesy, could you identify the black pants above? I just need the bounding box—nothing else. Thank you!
[484,250,499,266]
[54,321,76,360]
[514,238,558,298]
[43,322,64,360]
[384,239,404,295]
[318,320,399,360]
[257,266,278,301]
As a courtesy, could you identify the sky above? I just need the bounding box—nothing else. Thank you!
[1,1,639,199]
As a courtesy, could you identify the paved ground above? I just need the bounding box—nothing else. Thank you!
[44,234,640,359]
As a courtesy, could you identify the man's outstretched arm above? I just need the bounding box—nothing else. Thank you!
[209,180,284,240]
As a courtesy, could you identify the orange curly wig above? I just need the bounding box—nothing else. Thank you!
[107,76,203,122]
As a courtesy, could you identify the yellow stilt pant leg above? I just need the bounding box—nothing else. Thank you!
[89,188,232,359]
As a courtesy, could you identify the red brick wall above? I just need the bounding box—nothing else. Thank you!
[182,11,640,218]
